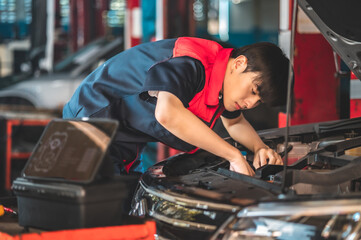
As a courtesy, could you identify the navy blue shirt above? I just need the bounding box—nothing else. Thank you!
[63,38,240,152]
[64,39,204,151]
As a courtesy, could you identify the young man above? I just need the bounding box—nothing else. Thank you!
[63,37,289,176]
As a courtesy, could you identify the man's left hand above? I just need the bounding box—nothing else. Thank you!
[253,147,283,169]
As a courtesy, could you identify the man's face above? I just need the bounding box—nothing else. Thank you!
[222,56,262,112]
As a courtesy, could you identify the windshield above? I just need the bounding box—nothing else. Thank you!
[53,38,106,73]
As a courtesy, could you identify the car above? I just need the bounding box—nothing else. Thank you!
[0,37,123,114]
[129,0,361,239]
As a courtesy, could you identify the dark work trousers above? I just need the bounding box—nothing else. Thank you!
[108,141,147,174]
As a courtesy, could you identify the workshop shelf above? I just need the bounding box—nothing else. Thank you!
[0,112,53,192]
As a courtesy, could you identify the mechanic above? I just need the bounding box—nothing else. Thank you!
[63,37,289,176]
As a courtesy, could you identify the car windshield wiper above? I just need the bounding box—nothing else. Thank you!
[315,117,361,134]
[276,156,361,187]
[217,168,285,195]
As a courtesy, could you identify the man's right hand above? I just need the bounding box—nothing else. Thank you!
[229,156,255,176]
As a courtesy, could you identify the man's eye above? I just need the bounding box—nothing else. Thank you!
[252,89,256,95]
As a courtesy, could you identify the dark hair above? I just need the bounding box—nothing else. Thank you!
[231,42,290,107]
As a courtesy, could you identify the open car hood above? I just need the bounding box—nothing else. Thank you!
[298,0,361,79]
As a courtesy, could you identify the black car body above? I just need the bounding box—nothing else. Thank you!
[130,0,361,239]
[131,117,361,239]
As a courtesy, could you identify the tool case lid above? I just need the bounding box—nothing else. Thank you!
[21,118,118,184]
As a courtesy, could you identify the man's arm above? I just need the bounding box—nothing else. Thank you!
[155,91,255,176]
[221,114,283,169]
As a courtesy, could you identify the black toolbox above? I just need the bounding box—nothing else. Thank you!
[11,119,140,230]
[12,176,138,230]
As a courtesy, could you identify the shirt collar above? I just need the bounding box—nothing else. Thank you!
[206,48,233,106]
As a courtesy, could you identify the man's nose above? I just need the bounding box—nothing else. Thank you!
[246,96,261,108]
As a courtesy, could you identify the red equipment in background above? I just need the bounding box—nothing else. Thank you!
[125,0,141,49]
[350,72,361,118]
[292,4,340,125]
[279,0,354,127]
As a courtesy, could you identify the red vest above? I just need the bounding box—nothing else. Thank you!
[173,37,232,128]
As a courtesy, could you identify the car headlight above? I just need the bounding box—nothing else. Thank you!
[131,181,238,232]
[214,199,361,240]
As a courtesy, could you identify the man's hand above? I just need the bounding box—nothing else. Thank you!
[221,115,283,172]
[253,147,283,169]
[229,156,255,176]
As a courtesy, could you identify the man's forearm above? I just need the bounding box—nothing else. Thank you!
[221,115,267,153]
[155,91,256,175]
[156,92,241,161]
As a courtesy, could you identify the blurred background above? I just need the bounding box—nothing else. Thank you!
[0,0,280,114]
[0,0,359,193]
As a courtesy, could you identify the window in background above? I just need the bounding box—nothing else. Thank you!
[107,0,125,36]
[194,0,279,47]
[0,0,32,41]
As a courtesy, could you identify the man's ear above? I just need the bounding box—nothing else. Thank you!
[233,55,248,73]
